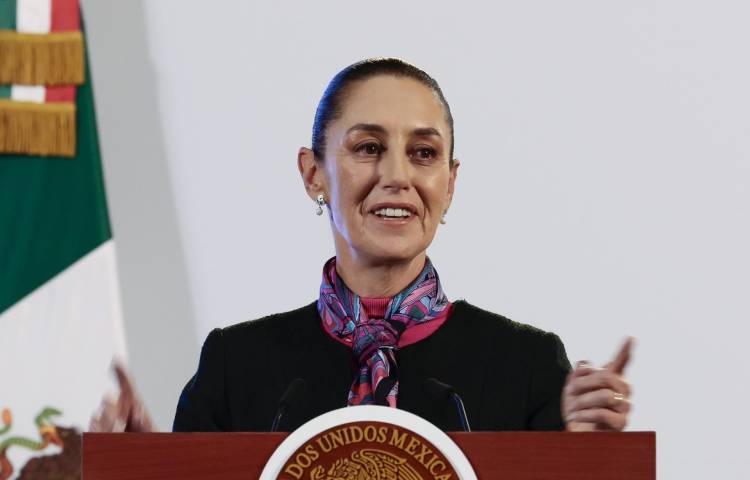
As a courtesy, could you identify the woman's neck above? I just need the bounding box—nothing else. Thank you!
[334,250,427,298]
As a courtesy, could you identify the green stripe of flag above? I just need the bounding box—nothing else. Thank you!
[0,0,17,30]
[0,23,112,313]
[0,85,10,98]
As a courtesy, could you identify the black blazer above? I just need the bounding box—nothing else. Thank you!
[173,300,571,432]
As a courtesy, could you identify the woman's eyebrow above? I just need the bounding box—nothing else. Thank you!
[346,124,442,138]
[347,123,388,135]
[412,127,442,138]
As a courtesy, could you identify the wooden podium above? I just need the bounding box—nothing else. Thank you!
[83,431,655,479]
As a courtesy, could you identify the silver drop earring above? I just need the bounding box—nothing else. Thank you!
[440,212,447,224]
[315,194,326,216]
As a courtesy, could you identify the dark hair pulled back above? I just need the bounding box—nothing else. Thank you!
[311,58,455,164]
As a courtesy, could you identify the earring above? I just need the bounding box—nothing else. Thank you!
[315,194,326,216]
[440,212,447,224]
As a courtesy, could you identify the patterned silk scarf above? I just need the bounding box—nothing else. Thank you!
[317,256,451,407]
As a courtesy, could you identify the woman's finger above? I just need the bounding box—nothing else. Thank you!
[90,396,119,432]
[566,408,628,431]
[565,369,631,397]
[89,406,103,432]
[89,399,108,431]
[572,360,598,375]
[566,388,631,415]
[116,392,135,424]
[128,400,156,432]
[606,337,634,375]
[111,360,147,429]
[112,360,136,400]
[564,361,602,388]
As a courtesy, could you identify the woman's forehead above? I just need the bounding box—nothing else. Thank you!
[335,76,449,136]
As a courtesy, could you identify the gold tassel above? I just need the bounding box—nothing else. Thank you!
[0,99,76,157]
[0,31,85,85]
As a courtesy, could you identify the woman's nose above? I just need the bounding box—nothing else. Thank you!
[378,150,411,191]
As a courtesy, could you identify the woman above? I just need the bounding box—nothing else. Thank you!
[91,58,632,433]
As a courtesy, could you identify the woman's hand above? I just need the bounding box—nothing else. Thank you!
[562,337,634,431]
[89,361,155,432]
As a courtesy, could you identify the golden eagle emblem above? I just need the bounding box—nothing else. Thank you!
[310,448,423,480]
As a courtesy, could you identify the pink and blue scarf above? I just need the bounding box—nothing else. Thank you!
[317,256,451,407]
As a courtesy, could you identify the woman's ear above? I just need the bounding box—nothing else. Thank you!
[298,147,326,201]
[445,158,460,211]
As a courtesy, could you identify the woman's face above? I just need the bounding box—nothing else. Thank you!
[312,75,458,266]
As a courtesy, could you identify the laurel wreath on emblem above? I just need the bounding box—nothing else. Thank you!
[309,448,423,480]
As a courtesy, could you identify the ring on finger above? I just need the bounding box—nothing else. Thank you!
[613,392,626,402]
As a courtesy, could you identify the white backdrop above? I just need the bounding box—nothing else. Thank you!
[83,1,749,478]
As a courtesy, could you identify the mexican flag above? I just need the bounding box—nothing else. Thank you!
[0,0,127,477]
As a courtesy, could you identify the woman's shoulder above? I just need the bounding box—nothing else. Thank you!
[449,299,570,371]
[450,299,565,346]
[217,301,320,346]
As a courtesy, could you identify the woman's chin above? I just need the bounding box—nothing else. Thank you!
[358,225,432,263]
[362,241,426,264]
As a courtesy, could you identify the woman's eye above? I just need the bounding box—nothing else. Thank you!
[355,142,383,156]
[413,147,436,161]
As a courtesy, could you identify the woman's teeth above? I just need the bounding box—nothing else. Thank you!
[374,208,411,218]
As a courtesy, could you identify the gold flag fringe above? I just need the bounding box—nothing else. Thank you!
[0,99,76,157]
[0,31,84,85]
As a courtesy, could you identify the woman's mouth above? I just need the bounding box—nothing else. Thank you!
[373,207,412,219]
[367,204,418,226]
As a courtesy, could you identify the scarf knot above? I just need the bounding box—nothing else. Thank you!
[351,320,399,364]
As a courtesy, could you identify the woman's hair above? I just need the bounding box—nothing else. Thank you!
[312,58,455,164]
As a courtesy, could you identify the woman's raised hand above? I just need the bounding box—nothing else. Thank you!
[562,337,634,431]
[89,361,155,432]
